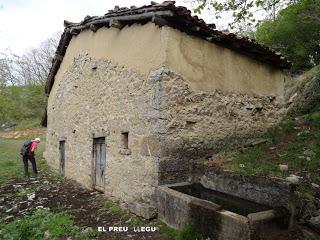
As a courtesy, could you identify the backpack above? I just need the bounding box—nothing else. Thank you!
[20,140,32,156]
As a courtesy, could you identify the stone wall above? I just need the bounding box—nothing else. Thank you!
[201,169,294,208]
[146,68,286,184]
[46,54,163,218]
[157,184,253,240]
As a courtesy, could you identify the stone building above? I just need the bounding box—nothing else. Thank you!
[43,1,290,218]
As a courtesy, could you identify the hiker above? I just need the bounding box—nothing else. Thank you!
[20,138,40,177]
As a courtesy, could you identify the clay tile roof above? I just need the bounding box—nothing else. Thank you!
[45,1,291,95]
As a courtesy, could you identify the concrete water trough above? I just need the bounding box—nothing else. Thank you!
[157,170,294,240]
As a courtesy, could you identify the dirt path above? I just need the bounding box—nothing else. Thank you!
[0,173,172,240]
[0,127,45,139]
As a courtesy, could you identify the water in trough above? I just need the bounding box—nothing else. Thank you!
[170,183,271,216]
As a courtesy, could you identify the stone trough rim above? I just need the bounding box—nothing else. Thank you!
[158,182,278,223]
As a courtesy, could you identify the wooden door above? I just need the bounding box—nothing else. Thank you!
[59,140,65,174]
[93,137,106,192]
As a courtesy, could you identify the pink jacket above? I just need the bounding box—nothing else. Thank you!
[28,141,39,155]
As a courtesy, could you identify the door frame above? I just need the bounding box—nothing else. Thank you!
[92,137,106,192]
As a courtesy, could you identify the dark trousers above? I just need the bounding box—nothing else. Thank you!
[22,155,38,176]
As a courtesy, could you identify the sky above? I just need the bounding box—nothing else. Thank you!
[0,0,216,54]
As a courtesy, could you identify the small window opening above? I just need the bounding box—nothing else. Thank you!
[122,132,129,149]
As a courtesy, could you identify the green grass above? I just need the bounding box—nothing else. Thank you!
[16,188,35,197]
[175,225,198,240]
[308,111,320,129]
[159,224,179,239]
[265,118,295,144]
[285,65,320,89]
[103,200,127,215]
[0,210,97,240]
[130,216,143,226]
[51,174,63,183]
[14,118,42,131]
[156,220,198,240]
[222,111,320,184]
[0,136,46,184]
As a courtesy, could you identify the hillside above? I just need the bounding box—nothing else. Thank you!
[202,67,319,170]
[202,66,320,177]
[204,65,320,235]
[0,85,46,131]
[220,111,320,183]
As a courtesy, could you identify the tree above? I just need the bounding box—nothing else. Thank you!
[192,0,297,29]
[0,51,18,87]
[0,32,60,87]
[255,0,320,72]
[14,33,60,85]
[0,33,60,127]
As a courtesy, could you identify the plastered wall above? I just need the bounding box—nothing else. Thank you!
[164,26,285,97]
[53,22,286,99]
